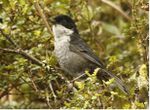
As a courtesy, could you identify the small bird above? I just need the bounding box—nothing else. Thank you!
[51,14,129,95]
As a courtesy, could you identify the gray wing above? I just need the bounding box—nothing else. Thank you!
[69,33,129,95]
[69,33,105,68]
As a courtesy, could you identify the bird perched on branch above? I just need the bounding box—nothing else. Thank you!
[51,14,129,95]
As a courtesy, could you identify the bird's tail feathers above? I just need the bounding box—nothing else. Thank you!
[101,69,129,95]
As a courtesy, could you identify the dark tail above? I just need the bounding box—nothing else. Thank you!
[101,68,129,95]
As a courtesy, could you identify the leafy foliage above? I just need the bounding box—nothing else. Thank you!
[0,0,148,109]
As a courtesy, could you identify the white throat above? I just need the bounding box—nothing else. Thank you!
[52,24,73,42]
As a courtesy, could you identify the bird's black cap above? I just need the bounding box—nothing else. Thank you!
[53,14,77,30]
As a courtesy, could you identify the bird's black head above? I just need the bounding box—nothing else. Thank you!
[53,15,77,30]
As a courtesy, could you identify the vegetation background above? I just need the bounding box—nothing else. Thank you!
[0,0,148,109]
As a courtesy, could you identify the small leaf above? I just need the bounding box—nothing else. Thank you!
[75,81,85,90]
[110,91,118,95]
[91,95,97,100]
[93,68,100,76]
[34,30,41,36]
[102,22,121,36]
[103,78,115,85]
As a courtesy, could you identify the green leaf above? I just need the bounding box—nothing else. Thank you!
[102,22,121,36]
[75,81,85,90]
[103,78,115,85]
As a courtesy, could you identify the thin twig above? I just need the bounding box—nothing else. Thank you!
[34,1,53,35]
[0,29,18,48]
[101,0,131,21]
[45,88,52,108]
[0,88,12,99]
[0,47,44,66]
[49,82,57,102]
[29,77,39,92]
[71,74,86,83]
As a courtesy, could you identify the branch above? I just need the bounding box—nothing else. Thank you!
[101,0,131,21]
[0,47,66,81]
[0,86,13,99]
[0,47,44,66]
[49,82,57,102]
[34,1,53,35]
[71,74,86,83]
[0,29,47,67]
[0,29,18,48]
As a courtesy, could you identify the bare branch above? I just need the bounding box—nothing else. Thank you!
[34,1,53,35]
[0,29,18,48]
[101,0,131,21]
[49,82,57,102]
[0,84,14,99]
[71,74,86,83]
[0,47,44,66]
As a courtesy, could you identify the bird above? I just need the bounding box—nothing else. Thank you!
[51,14,129,95]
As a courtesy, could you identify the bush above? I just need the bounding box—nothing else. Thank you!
[0,0,148,109]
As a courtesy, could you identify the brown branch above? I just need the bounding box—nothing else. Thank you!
[0,84,17,99]
[34,1,53,35]
[0,46,62,84]
[0,88,10,99]
[0,29,47,67]
[29,77,39,92]
[71,74,86,83]
[101,0,131,21]
[0,47,44,66]
[0,29,18,48]
[49,82,57,102]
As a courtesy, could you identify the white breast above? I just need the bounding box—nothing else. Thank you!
[52,24,72,62]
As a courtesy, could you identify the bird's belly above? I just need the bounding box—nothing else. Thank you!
[54,44,91,77]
